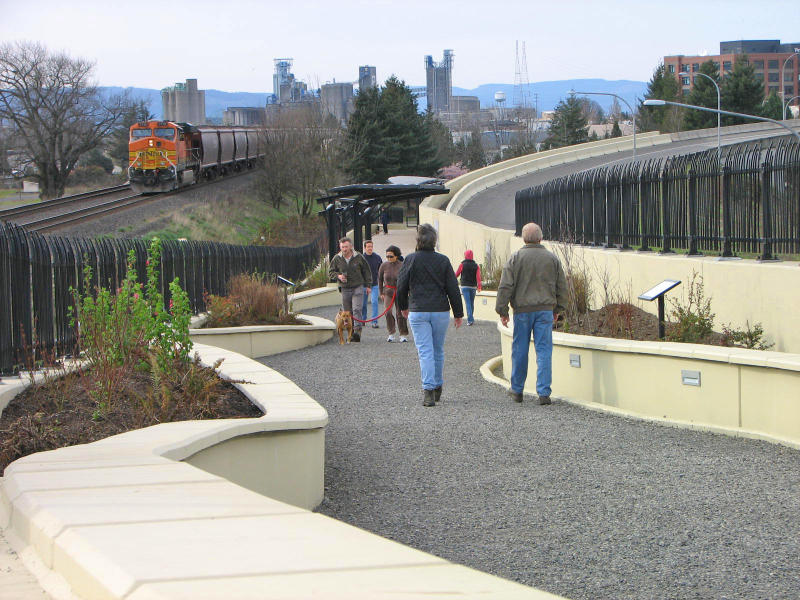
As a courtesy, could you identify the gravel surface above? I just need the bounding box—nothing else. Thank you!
[262,306,800,600]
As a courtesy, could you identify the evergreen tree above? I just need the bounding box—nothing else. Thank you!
[344,76,442,183]
[464,128,486,170]
[588,130,599,142]
[759,93,784,121]
[423,110,455,169]
[721,55,764,125]
[684,60,721,130]
[545,95,588,149]
[610,121,622,137]
[638,62,682,132]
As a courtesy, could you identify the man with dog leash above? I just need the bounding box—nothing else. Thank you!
[329,236,373,343]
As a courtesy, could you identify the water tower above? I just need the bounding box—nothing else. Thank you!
[494,91,506,121]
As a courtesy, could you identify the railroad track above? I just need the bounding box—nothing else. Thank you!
[1,170,254,233]
[0,184,131,220]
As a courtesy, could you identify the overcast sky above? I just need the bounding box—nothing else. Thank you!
[2,0,798,92]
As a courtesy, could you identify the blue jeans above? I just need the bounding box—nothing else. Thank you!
[511,310,554,397]
[361,286,379,320]
[461,287,476,324]
[407,311,451,390]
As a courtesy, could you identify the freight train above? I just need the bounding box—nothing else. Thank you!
[128,120,261,194]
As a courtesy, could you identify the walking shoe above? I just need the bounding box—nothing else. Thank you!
[387,334,395,342]
[508,390,523,403]
[433,386,442,403]
[536,395,551,405]
[399,336,408,343]
[371,322,379,328]
[351,331,361,343]
[468,321,474,326]
[423,389,436,407]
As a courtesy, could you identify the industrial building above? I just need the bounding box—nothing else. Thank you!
[320,82,354,125]
[359,66,377,92]
[425,50,454,113]
[223,107,265,126]
[272,58,309,104]
[664,40,800,110]
[161,79,206,124]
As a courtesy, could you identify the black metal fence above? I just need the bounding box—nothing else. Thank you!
[0,221,325,375]
[515,141,800,260]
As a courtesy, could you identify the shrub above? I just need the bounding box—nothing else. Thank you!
[69,238,192,414]
[295,256,330,292]
[204,273,303,327]
[721,321,774,350]
[666,271,715,343]
[479,241,505,291]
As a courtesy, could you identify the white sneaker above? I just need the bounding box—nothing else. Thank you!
[387,335,395,342]
[399,336,408,343]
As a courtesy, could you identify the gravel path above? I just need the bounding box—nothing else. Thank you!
[262,306,800,600]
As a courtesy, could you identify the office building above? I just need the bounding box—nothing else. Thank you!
[664,40,800,110]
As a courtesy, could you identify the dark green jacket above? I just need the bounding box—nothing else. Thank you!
[329,251,372,289]
[495,243,567,317]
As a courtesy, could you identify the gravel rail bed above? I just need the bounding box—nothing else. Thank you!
[261,306,800,600]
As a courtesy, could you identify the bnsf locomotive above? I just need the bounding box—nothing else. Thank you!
[128,120,261,194]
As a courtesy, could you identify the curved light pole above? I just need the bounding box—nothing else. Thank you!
[570,90,636,159]
[784,95,800,120]
[780,51,800,121]
[681,69,721,167]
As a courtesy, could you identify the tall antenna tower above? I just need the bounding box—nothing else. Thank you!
[512,41,532,116]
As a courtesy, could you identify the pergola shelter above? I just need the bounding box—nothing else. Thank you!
[317,178,448,259]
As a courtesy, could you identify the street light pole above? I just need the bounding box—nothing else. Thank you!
[642,99,800,143]
[780,51,800,121]
[681,70,721,167]
[571,90,637,159]
[784,95,800,120]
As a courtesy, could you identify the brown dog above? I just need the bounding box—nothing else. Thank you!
[336,310,354,344]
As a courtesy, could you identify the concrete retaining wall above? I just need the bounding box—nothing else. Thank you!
[494,324,800,449]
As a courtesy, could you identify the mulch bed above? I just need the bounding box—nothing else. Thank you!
[0,363,262,473]
[556,303,725,345]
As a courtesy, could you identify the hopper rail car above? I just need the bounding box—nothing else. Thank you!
[128,120,262,194]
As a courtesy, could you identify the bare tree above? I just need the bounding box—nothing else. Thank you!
[0,41,129,198]
[255,103,345,216]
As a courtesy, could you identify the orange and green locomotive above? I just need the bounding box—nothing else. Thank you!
[128,120,260,194]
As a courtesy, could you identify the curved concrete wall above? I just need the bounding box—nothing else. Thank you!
[1,343,563,599]
[494,324,800,449]
[189,314,335,358]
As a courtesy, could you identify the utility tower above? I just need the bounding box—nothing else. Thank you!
[512,41,532,117]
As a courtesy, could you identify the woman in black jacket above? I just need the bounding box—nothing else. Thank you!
[396,224,464,407]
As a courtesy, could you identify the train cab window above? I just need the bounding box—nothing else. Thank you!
[154,128,175,140]
[131,129,152,139]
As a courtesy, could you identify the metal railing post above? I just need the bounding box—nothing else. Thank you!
[720,166,733,257]
[688,168,701,255]
[759,160,775,261]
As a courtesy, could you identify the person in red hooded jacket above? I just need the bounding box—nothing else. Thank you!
[454,249,481,326]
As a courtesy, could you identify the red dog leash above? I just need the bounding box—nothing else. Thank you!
[351,285,396,324]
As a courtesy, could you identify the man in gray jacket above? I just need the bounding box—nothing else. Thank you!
[495,222,567,404]
[329,237,373,342]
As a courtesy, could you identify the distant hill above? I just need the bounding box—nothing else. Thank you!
[453,79,647,113]
[102,78,647,120]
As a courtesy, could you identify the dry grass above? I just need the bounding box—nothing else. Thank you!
[205,273,306,327]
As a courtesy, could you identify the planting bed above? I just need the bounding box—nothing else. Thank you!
[0,361,261,472]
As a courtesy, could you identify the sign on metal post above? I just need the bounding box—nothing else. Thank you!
[638,279,681,340]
